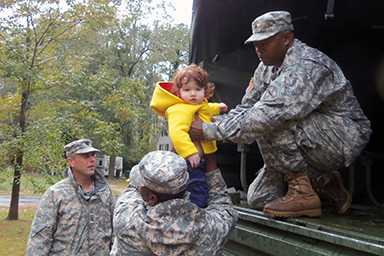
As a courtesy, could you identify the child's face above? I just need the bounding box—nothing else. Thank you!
[179,80,205,105]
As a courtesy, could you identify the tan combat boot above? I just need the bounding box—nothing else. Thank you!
[263,171,321,217]
[311,171,352,215]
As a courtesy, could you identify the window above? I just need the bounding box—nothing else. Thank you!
[158,144,169,151]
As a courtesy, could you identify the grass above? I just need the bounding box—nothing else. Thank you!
[0,171,129,196]
[0,171,63,196]
[0,207,36,256]
[0,172,128,256]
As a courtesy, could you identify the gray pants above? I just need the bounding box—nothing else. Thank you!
[247,114,348,209]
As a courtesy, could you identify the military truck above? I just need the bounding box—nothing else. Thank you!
[189,0,384,255]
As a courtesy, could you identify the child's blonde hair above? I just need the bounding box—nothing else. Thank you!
[171,64,214,98]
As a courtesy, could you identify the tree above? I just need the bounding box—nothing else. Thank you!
[70,0,190,173]
[0,0,190,219]
[0,0,117,220]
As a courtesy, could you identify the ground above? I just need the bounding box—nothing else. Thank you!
[109,179,129,197]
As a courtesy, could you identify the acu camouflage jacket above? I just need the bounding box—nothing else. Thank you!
[110,168,238,256]
[27,169,115,256]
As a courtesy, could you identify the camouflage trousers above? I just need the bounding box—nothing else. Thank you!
[247,113,349,209]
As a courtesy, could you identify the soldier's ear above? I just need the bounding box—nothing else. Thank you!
[282,31,294,46]
[148,194,158,206]
[67,157,75,168]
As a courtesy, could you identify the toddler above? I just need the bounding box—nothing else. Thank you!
[150,64,227,207]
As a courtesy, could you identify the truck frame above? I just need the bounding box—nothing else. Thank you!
[189,0,384,255]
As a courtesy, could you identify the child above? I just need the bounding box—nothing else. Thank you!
[150,64,227,207]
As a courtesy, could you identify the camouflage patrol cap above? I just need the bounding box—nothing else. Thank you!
[244,11,294,44]
[138,151,189,195]
[64,139,99,158]
[128,164,140,188]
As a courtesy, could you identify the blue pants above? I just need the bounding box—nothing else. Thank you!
[186,159,209,208]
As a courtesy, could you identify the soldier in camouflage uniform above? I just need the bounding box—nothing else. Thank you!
[190,11,371,217]
[27,139,115,255]
[110,151,238,256]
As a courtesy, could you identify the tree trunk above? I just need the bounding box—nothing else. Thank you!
[7,84,29,220]
[6,154,22,220]
[108,154,116,179]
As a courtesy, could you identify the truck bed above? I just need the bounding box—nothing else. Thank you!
[224,202,384,256]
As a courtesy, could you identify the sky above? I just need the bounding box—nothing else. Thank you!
[1,0,195,26]
[160,0,194,26]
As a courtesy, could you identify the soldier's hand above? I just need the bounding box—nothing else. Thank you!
[189,113,205,141]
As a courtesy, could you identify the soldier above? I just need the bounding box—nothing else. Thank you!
[189,11,371,217]
[110,151,238,255]
[27,139,115,255]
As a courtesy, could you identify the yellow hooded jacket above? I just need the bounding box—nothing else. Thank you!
[150,82,220,159]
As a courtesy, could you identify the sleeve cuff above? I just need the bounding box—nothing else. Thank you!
[203,122,218,141]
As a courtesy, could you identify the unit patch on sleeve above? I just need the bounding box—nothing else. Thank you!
[260,75,284,105]
[248,77,254,93]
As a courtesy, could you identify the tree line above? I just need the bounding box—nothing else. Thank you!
[0,0,189,220]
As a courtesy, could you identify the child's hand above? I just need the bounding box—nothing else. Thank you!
[219,102,228,112]
[187,153,201,168]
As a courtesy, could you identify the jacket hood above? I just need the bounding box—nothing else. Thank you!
[150,82,184,117]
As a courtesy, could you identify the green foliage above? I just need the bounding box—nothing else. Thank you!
[0,170,62,195]
[24,172,62,194]
[0,168,13,192]
[0,0,189,202]
[0,92,21,164]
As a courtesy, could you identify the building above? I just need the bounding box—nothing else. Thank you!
[95,154,123,177]
[156,126,171,152]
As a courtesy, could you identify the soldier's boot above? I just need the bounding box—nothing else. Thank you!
[263,171,321,218]
[311,171,352,215]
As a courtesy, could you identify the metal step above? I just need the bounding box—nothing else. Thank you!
[223,204,384,256]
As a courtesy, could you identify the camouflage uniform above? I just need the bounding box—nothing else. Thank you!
[27,140,115,255]
[203,38,371,209]
[110,151,238,256]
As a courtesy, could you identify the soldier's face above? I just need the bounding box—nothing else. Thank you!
[253,32,290,67]
[139,186,151,202]
[139,186,157,206]
[68,152,96,177]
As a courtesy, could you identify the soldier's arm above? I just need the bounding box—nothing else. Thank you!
[111,189,152,256]
[205,169,238,242]
[201,61,331,144]
[108,187,116,250]
[26,189,57,256]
